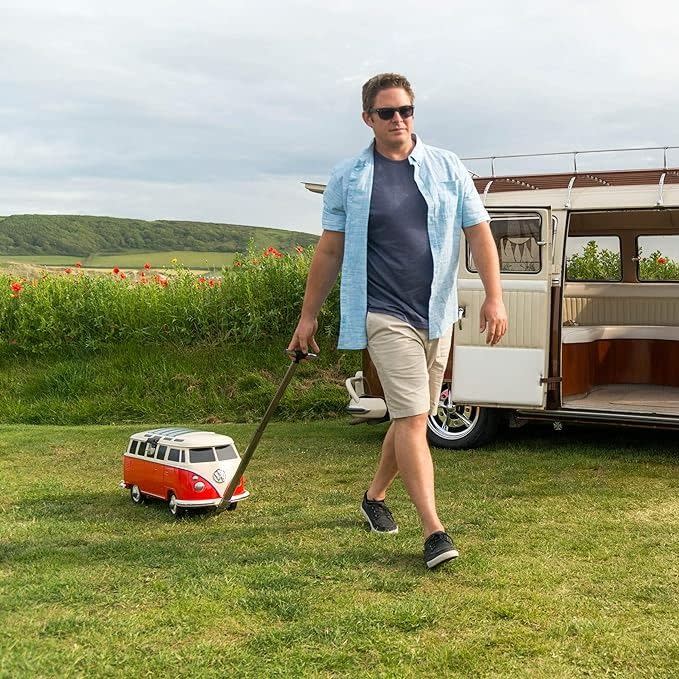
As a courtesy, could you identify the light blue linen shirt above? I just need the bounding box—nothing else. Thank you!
[322,135,490,350]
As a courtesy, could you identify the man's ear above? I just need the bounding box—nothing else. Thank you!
[362,111,374,129]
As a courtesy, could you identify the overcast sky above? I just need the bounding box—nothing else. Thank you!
[1,0,678,234]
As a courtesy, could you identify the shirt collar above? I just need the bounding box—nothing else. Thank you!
[408,134,424,164]
[359,134,424,165]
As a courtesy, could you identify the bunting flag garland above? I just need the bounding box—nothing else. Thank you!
[503,237,535,261]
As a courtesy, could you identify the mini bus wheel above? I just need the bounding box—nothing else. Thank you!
[168,492,184,518]
[130,485,144,504]
[226,502,238,511]
[427,383,499,450]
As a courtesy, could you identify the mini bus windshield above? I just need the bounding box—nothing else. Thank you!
[189,448,216,463]
[215,445,238,461]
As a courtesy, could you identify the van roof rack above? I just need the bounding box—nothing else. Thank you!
[465,145,679,197]
[303,145,679,199]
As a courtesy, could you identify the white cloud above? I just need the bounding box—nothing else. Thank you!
[1,0,678,228]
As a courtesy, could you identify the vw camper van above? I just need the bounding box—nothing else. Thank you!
[306,146,679,448]
[121,427,249,515]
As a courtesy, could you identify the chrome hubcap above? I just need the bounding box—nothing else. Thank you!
[428,385,481,441]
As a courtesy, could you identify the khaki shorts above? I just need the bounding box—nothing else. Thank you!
[366,312,453,419]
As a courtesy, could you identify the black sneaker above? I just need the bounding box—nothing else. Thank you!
[424,531,459,569]
[361,492,398,534]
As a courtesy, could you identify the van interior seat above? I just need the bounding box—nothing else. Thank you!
[562,325,679,344]
[562,282,679,327]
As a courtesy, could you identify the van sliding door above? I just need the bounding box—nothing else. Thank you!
[451,208,552,409]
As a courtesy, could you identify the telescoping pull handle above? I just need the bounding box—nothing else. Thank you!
[217,349,316,510]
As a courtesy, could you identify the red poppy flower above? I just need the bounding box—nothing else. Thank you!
[199,276,206,283]
[144,262,151,269]
[64,268,72,274]
[208,279,215,287]
[10,281,22,293]
[119,272,127,279]
[657,256,668,265]
[75,262,82,268]
[112,266,120,274]
[295,245,304,253]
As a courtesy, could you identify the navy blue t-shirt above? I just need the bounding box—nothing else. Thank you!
[367,149,432,329]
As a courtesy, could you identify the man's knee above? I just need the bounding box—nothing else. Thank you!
[393,412,429,431]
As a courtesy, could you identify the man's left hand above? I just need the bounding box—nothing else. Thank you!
[479,298,508,345]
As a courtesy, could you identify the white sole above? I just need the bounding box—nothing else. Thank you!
[426,549,459,569]
[361,506,398,534]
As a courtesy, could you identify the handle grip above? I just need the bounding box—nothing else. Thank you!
[285,349,317,363]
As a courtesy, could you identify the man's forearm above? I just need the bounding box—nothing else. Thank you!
[300,251,343,320]
[300,238,343,320]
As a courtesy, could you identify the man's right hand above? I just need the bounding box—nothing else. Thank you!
[287,317,320,356]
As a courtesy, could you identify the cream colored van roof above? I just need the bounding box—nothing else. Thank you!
[133,428,235,447]
[304,167,679,210]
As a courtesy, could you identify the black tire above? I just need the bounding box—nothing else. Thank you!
[427,382,500,449]
[130,485,144,505]
[226,502,238,511]
[168,492,184,518]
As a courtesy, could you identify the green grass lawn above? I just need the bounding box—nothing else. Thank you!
[1,421,677,677]
[0,342,356,424]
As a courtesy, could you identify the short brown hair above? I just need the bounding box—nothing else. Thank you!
[361,73,415,112]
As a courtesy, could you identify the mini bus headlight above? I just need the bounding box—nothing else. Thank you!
[194,481,205,492]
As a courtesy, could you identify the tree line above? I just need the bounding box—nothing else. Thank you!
[0,214,317,256]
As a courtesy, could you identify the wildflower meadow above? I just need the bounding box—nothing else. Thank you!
[0,244,339,354]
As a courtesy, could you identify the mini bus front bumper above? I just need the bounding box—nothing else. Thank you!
[174,490,250,508]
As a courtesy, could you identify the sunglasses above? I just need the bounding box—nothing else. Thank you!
[368,105,415,121]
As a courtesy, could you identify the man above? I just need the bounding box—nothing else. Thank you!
[288,73,507,569]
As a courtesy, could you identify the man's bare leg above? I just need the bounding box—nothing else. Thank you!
[392,413,444,538]
[366,413,444,538]
[366,422,398,501]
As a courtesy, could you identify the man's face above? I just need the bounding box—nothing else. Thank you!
[362,87,414,149]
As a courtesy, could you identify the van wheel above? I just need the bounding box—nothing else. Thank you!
[130,485,144,504]
[168,493,184,518]
[226,502,238,511]
[427,383,499,450]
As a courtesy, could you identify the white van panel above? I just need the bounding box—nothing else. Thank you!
[457,280,549,349]
[452,346,545,407]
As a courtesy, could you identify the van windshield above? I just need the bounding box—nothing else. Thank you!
[189,448,216,463]
[216,445,238,461]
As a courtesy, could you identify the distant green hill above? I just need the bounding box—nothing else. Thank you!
[0,215,318,256]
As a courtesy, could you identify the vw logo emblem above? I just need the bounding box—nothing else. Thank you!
[213,469,227,483]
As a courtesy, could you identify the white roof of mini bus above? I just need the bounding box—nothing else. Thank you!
[131,427,235,447]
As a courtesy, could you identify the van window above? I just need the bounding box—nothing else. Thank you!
[156,445,167,460]
[168,448,180,462]
[467,213,542,274]
[566,236,621,281]
[146,445,156,457]
[637,235,679,281]
[189,448,216,463]
[128,440,139,455]
[137,442,147,456]
[180,450,186,463]
[216,445,238,461]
